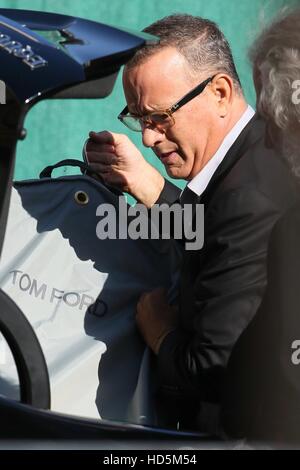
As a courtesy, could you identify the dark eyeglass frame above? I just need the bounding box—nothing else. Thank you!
[118,74,217,132]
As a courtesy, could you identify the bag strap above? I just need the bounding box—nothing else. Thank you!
[39,159,123,196]
[39,159,89,178]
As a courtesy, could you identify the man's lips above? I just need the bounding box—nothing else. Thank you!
[158,151,178,164]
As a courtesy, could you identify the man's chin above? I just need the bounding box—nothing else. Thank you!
[164,165,186,179]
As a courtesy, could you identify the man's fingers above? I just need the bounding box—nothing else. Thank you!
[89,130,116,145]
[136,293,148,313]
[153,287,167,296]
[139,291,152,303]
[89,163,113,174]
[138,288,165,305]
[86,142,115,154]
[86,151,118,165]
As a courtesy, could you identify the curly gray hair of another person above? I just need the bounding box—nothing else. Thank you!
[249,8,300,175]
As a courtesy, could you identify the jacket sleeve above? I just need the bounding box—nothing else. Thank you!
[155,178,182,205]
[157,186,285,402]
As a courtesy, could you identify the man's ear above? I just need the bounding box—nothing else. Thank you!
[210,74,234,118]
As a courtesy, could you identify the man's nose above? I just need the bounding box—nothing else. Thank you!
[142,127,165,148]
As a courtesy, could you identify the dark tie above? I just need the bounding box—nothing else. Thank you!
[179,186,199,206]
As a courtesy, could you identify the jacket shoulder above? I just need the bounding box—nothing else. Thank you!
[211,120,299,211]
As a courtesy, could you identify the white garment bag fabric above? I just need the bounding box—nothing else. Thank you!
[0,175,179,424]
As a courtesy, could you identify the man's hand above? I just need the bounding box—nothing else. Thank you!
[136,287,178,355]
[85,130,164,207]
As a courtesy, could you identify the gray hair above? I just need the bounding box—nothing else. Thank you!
[126,14,242,92]
[250,8,300,176]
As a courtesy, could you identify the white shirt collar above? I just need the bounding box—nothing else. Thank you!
[187,105,255,196]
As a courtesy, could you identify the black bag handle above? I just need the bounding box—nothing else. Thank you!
[39,158,123,196]
[39,159,89,178]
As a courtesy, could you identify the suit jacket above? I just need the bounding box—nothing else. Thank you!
[153,115,300,430]
[222,204,300,443]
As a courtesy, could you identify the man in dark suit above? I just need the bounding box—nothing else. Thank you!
[85,14,299,430]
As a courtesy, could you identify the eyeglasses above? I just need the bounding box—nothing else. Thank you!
[118,75,216,132]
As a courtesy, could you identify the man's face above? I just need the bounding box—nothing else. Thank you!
[123,47,224,180]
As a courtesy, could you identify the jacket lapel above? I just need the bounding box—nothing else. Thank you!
[200,114,264,208]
